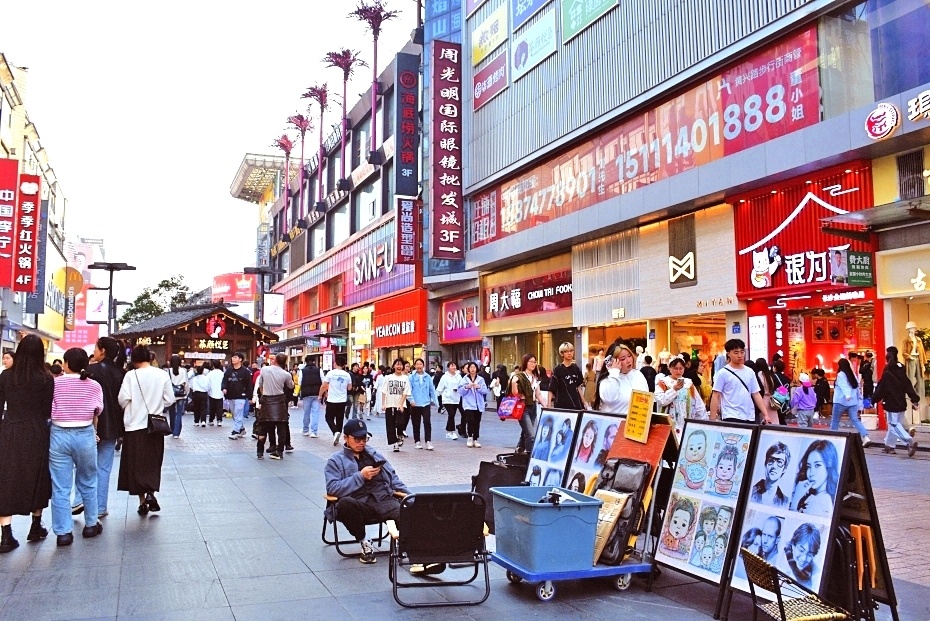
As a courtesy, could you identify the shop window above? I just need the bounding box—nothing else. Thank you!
[897,150,925,199]
[326,155,337,196]
[287,297,300,323]
[353,117,371,169]
[324,275,343,310]
[355,180,380,229]
[311,222,326,258]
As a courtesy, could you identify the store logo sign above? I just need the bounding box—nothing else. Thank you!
[668,214,697,288]
[913,268,927,292]
[865,102,900,140]
[353,242,395,286]
[907,90,930,122]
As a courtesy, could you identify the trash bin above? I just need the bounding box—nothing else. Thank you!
[491,486,602,573]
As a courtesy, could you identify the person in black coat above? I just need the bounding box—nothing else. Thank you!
[872,347,920,457]
[72,337,126,520]
[860,351,875,401]
[300,358,323,436]
[640,355,657,393]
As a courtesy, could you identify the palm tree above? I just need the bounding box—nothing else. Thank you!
[271,133,295,241]
[324,49,367,188]
[287,113,312,225]
[349,0,400,165]
[301,85,330,212]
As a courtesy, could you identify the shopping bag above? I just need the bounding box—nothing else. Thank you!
[497,396,525,421]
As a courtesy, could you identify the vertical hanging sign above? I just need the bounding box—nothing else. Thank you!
[13,174,41,293]
[393,52,420,198]
[430,41,466,260]
[396,198,420,265]
[0,160,19,289]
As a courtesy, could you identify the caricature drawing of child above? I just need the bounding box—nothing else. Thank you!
[678,430,708,490]
[710,534,728,573]
[709,444,740,497]
[699,546,715,570]
[689,531,708,567]
[660,496,696,557]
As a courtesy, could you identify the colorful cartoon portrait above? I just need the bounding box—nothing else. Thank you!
[674,429,708,491]
[659,493,699,559]
[704,432,748,499]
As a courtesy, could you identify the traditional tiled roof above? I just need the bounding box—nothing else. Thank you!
[113,303,277,341]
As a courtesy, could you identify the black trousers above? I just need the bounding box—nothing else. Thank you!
[444,403,461,432]
[208,398,224,423]
[385,407,402,445]
[335,496,401,541]
[325,401,347,435]
[257,421,288,455]
[463,408,483,440]
[191,392,208,424]
[410,405,432,443]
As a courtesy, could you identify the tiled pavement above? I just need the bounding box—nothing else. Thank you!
[0,406,927,620]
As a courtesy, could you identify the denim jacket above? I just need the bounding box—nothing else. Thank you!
[323,446,409,520]
[409,371,437,407]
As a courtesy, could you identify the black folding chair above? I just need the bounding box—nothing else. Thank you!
[387,492,491,608]
[321,492,405,559]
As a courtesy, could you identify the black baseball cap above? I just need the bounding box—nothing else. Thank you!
[343,419,369,438]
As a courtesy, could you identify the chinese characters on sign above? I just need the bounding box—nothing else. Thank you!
[465,0,489,18]
[396,198,419,265]
[431,41,466,260]
[511,7,557,82]
[484,269,572,320]
[623,390,653,444]
[13,175,40,293]
[511,0,553,31]
[0,160,18,289]
[561,0,617,43]
[473,51,509,110]
[393,53,421,198]
[472,3,508,65]
[471,27,820,249]
[847,251,874,286]
[907,89,930,123]
[197,339,230,351]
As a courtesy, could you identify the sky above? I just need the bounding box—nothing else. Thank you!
[2,0,417,302]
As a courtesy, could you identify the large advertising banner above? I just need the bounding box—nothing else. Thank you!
[561,0,617,43]
[0,159,18,289]
[473,50,509,110]
[511,0,553,31]
[441,295,481,343]
[12,175,41,293]
[211,273,257,303]
[431,41,467,260]
[393,52,421,198]
[471,26,820,248]
[60,238,106,347]
[511,7,557,82]
[483,268,572,320]
[472,3,508,65]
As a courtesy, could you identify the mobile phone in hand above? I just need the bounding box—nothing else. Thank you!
[373,459,387,467]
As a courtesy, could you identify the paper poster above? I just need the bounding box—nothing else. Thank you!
[624,389,654,444]
[565,411,623,491]
[526,409,579,487]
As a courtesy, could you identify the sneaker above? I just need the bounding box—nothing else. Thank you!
[909,427,917,438]
[400,430,408,438]
[269,452,282,460]
[862,437,872,448]
[238,428,248,436]
[466,438,474,448]
[881,447,896,454]
[172,435,179,439]
[426,441,434,451]
[359,539,376,564]
[284,445,295,453]
[333,432,341,446]
[209,422,215,426]
[302,431,310,436]
[256,454,264,460]
[217,422,222,427]
[452,431,460,440]
[473,440,481,448]
[310,432,318,438]
[71,503,84,516]
[200,422,206,427]
[445,432,453,439]
[398,437,404,448]
[228,432,241,440]
[415,441,423,450]
[908,441,918,458]
[393,443,401,452]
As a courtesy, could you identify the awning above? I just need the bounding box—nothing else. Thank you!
[821,197,930,234]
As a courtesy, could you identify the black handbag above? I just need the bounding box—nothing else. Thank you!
[137,372,171,436]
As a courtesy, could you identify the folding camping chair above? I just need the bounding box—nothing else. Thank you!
[740,548,848,621]
[321,491,406,559]
[387,492,491,608]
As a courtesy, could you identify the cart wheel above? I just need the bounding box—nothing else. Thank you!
[506,570,522,584]
[614,573,632,591]
[536,581,556,602]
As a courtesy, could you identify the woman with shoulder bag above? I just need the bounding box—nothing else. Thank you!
[118,346,174,516]
[654,355,707,439]
[509,354,541,454]
[166,354,188,439]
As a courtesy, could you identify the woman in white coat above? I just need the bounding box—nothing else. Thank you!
[595,344,648,415]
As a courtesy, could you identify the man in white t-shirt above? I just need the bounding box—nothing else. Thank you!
[710,339,768,423]
[320,357,352,446]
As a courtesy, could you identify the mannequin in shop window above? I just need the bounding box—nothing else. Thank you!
[902,322,927,424]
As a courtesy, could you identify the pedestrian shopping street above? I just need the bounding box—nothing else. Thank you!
[0,410,926,621]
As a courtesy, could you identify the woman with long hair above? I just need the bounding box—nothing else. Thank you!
[790,440,840,517]
[532,415,554,460]
[594,343,648,414]
[49,348,104,546]
[0,335,54,552]
[754,359,779,425]
[457,361,488,448]
[166,354,188,439]
[509,354,542,454]
[189,363,211,427]
[830,358,871,445]
[574,420,598,464]
[654,355,707,438]
[118,346,174,515]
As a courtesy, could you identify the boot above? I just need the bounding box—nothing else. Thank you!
[27,515,48,542]
[0,524,19,553]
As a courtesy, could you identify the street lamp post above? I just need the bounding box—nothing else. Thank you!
[243,266,286,327]
[87,262,137,335]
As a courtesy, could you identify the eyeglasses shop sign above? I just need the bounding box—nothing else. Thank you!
[484,269,572,320]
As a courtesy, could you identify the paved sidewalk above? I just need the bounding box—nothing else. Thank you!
[0,407,926,620]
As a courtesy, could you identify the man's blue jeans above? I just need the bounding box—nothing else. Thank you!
[303,396,321,434]
[51,425,97,535]
[73,439,116,517]
[230,399,248,434]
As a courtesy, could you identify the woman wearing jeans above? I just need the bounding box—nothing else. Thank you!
[510,354,541,454]
[50,348,104,546]
[458,362,488,448]
[830,358,871,447]
[872,346,920,457]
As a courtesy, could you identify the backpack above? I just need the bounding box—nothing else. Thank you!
[592,457,651,565]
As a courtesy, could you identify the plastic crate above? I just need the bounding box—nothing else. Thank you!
[491,486,602,574]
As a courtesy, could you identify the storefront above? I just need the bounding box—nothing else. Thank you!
[734,163,881,381]
[372,288,428,366]
[318,313,348,372]
[440,294,482,368]
[349,306,374,366]
[481,254,574,371]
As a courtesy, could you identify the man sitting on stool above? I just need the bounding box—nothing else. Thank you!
[324,419,409,564]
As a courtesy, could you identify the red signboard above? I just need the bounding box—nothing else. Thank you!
[471,26,820,248]
[484,269,572,320]
[12,174,40,292]
[372,288,427,348]
[212,272,257,303]
[733,162,875,299]
[0,160,17,289]
[430,41,466,260]
[473,51,508,111]
[396,198,419,265]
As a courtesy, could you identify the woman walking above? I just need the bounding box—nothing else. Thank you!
[830,358,872,447]
[118,346,174,516]
[595,344,648,415]
[49,348,104,546]
[189,364,210,426]
[253,353,294,460]
[872,346,920,456]
[408,358,437,450]
[458,362,488,448]
[437,362,463,440]
[379,358,411,452]
[509,354,542,454]
[166,354,188,439]
[0,335,54,552]
[755,359,780,425]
